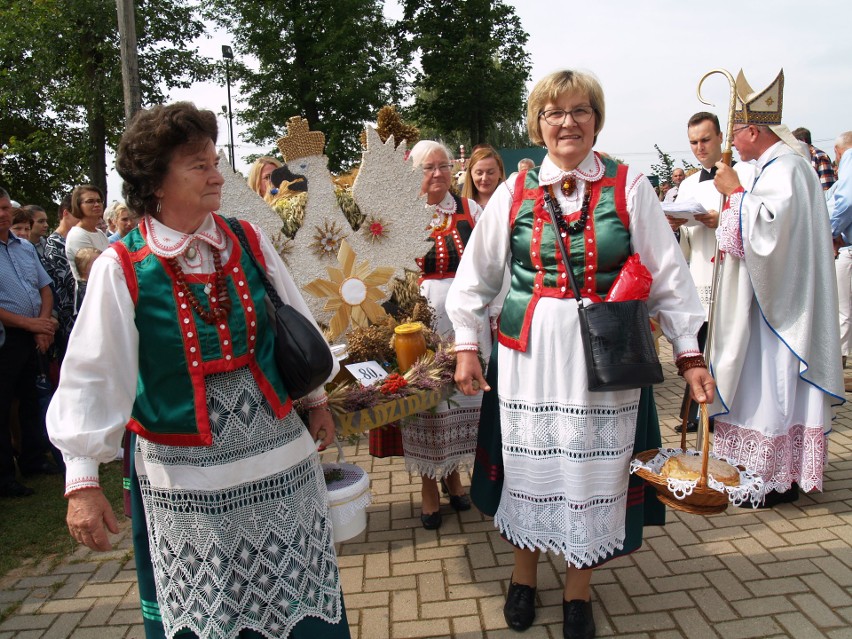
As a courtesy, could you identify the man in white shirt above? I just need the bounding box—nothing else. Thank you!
[668,112,753,432]
[663,168,685,202]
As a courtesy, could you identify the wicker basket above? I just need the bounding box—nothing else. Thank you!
[633,403,730,515]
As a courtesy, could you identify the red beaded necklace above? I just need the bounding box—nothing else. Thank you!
[167,247,231,324]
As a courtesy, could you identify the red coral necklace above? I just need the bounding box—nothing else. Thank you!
[167,247,232,324]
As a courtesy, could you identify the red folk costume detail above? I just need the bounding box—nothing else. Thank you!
[113,216,291,446]
[416,195,476,283]
[497,159,630,352]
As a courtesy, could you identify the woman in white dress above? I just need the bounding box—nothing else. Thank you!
[48,102,350,639]
[447,70,714,639]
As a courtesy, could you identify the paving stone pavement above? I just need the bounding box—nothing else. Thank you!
[1,343,851,638]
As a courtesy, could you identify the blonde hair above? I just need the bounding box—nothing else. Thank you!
[103,201,128,224]
[461,145,506,201]
[247,156,283,195]
[526,70,606,147]
[74,248,102,281]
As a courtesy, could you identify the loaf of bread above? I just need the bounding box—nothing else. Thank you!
[660,454,740,486]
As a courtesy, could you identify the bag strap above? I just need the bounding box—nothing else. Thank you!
[226,217,284,311]
[542,188,584,306]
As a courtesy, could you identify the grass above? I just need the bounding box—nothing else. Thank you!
[0,460,126,578]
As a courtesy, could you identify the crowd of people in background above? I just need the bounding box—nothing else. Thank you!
[0,184,142,498]
[1,65,852,639]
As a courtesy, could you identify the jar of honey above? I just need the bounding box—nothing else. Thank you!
[393,322,427,372]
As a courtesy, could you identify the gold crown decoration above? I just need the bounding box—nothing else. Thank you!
[733,69,784,125]
[276,116,326,162]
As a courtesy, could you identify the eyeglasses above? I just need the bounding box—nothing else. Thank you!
[81,198,103,206]
[422,163,453,175]
[539,107,595,126]
[731,126,750,138]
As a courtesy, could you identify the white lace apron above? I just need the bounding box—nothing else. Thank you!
[494,297,640,566]
[135,368,342,639]
[401,389,479,478]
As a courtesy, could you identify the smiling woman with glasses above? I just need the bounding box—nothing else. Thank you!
[446,69,712,639]
[64,184,110,308]
[400,139,496,532]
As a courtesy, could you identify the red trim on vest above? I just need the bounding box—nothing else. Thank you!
[158,255,214,444]
[249,359,292,419]
[112,242,140,305]
[217,216,290,419]
[615,164,629,228]
[231,218,268,270]
[418,197,475,283]
[126,417,213,447]
[509,170,528,228]
[497,293,540,351]
[501,160,631,351]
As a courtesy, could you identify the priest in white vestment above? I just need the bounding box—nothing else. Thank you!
[709,70,844,507]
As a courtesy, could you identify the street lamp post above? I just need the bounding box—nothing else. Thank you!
[222,45,235,171]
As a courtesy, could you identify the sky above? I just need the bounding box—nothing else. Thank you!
[107,0,852,199]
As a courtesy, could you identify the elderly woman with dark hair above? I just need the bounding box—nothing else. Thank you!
[47,102,350,639]
[448,70,713,638]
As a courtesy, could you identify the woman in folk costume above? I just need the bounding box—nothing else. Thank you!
[47,103,350,639]
[447,70,713,639]
[406,140,492,530]
[710,70,845,508]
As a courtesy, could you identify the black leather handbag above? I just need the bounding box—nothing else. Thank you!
[543,192,664,392]
[228,218,334,399]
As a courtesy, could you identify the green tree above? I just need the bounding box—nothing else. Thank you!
[0,0,213,208]
[651,144,675,185]
[207,0,406,173]
[401,0,531,148]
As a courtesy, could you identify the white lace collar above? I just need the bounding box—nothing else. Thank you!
[427,192,457,229]
[143,213,226,259]
[430,191,457,216]
[538,150,604,186]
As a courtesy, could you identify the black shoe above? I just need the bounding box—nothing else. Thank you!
[504,580,536,631]
[675,420,698,434]
[563,599,595,639]
[0,479,35,498]
[758,483,800,508]
[448,493,471,511]
[20,459,62,476]
[420,511,442,530]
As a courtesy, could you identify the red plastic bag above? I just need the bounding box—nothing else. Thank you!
[605,254,653,302]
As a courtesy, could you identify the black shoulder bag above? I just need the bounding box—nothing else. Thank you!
[543,190,664,392]
[227,218,334,399]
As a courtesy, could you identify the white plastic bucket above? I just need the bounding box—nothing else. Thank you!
[323,442,371,542]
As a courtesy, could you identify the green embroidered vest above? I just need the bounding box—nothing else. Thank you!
[114,215,290,445]
[498,156,631,352]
